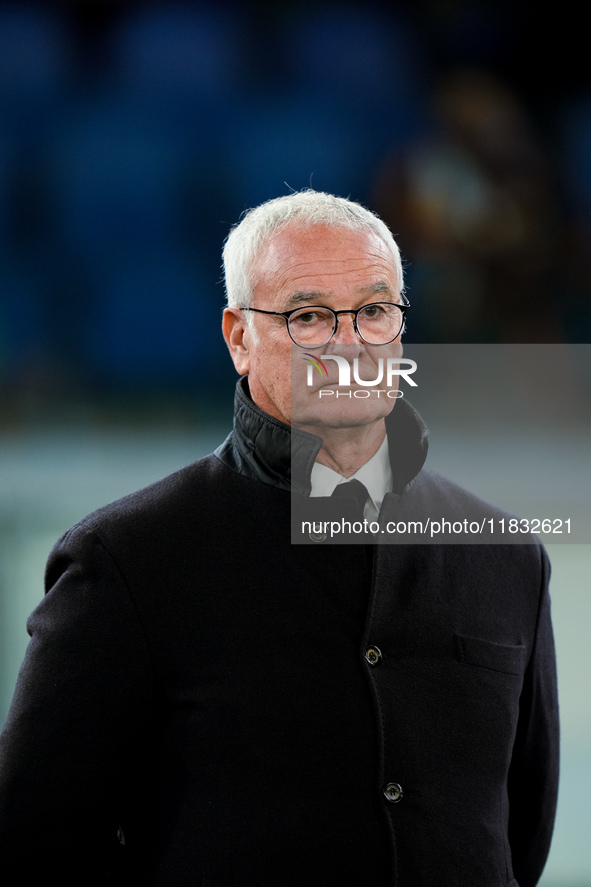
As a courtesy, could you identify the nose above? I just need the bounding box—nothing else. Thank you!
[332,312,362,345]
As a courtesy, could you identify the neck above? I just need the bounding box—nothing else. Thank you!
[305,419,387,477]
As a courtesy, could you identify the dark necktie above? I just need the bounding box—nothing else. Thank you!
[331,479,369,518]
[331,480,376,559]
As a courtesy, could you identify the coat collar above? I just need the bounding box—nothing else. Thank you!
[215,376,429,496]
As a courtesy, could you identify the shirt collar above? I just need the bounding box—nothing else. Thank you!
[310,435,392,517]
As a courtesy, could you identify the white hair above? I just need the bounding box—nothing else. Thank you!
[222,189,404,311]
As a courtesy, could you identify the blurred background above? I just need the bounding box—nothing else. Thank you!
[0,1,589,882]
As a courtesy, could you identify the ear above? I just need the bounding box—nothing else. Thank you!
[222,308,251,375]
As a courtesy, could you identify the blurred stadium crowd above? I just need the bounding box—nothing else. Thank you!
[0,0,590,419]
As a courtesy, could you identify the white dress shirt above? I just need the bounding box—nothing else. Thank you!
[309,435,393,522]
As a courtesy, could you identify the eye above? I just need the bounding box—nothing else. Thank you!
[291,307,332,326]
[361,303,385,319]
[296,311,320,325]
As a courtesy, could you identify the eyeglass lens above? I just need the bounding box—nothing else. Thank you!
[288,303,404,346]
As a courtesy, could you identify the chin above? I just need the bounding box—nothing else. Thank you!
[293,395,394,431]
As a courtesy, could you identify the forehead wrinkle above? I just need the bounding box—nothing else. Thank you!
[280,254,390,276]
[255,230,399,309]
[276,260,395,292]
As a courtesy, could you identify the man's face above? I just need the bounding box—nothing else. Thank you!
[223,223,403,429]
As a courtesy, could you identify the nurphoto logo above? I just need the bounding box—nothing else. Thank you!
[303,354,418,399]
[302,353,328,377]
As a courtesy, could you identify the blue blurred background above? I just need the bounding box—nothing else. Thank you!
[0,1,590,882]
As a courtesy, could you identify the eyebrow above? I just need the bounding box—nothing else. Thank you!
[283,281,396,309]
[362,281,395,299]
[283,291,327,308]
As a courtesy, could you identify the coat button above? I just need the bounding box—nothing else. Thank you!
[365,645,382,666]
[383,783,403,803]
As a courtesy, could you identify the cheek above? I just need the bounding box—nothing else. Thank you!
[252,344,283,379]
[251,348,292,401]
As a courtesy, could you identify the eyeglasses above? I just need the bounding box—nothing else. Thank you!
[240,299,410,348]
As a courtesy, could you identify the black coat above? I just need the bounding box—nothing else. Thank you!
[0,379,559,887]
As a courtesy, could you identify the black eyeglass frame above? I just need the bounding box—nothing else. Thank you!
[240,299,411,348]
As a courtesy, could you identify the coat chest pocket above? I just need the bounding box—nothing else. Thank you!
[454,633,525,676]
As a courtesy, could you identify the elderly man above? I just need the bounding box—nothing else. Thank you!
[0,191,558,886]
